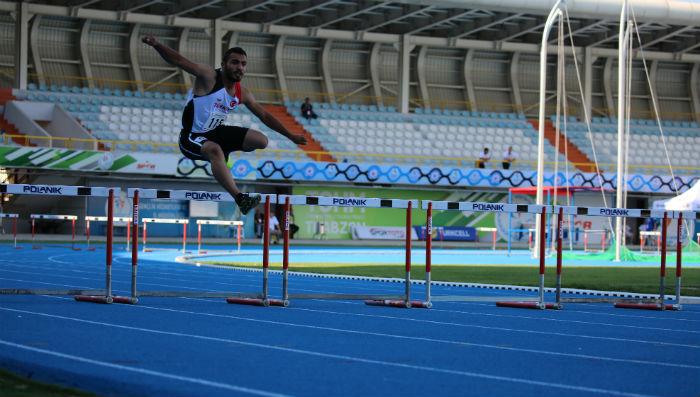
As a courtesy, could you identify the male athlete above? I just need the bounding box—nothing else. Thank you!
[142,35,307,214]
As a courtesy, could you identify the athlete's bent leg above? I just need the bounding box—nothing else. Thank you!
[241,129,268,152]
[200,141,241,196]
[200,140,260,214]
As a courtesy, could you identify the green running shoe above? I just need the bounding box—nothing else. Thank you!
[235,193,261,214]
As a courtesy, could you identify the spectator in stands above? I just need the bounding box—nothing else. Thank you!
[502,146,516,169]
[476,147,490,168]
[142,34,307,215]
[301,97,317,119]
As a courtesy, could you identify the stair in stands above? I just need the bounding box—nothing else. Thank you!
[0,89,36,147]
[263,105,336,162]
[528,120,598,173]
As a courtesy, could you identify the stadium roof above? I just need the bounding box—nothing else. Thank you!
[13,0,700,56]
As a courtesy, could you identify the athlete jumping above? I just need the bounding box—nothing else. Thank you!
[142,35,307,214]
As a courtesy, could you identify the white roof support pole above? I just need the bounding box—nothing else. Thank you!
[510,52,523,114]
[79,20,95,90]
[417,46,430,110]
[210,18,222,68]
[582,46,595,121]
[274,35,289,104]
[29,15,43,87]
[535,0,563,259]
[397,34,412,113]
[321,39,336,104]
[690,62,700,126]
[615,0,630,262]
[14,1,29,90]
[369,42,383,108]
[128,23,144,92]
[603,57,615,118]
[177,28,191,89]
[464,49,476,112]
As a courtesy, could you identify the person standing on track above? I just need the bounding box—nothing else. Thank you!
[142,34,308,214]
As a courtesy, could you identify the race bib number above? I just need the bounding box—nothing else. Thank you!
[202,112,226,131]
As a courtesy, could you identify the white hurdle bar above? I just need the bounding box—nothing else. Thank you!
[30,214,80,251]
[277,195,423,308]
[0,213,21,249]
[422,201,555,309]
[122,188,278,306]
[553,206,697,310]
[141,218,190,253]
[196,220,243,253]
[85,216,131,251]
[0,183,119,300]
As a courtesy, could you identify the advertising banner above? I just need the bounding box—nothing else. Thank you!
[290,186,446,239]
[351,226,419,240]
[414,226,477,241]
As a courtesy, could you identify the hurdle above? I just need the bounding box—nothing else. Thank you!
[85,216,131,251]
[422,200,554,309]
[196,220,243,253]
[0,183,118,299]
[639,230,661,253]
[476,227,498,250]
[30,214,81,250]
[583,229,611,252]
[274,195,421,308]
[550,206,691,310]
[0,213,22,248]
[116,188,276,306]
[142,218,189,253]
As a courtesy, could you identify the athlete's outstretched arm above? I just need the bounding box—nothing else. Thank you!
[142,34,215,91]
[242,87,308,146]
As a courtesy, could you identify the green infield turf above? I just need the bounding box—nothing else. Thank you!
[198,260,700,296]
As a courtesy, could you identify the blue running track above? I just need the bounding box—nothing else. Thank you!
[1,243,698,396]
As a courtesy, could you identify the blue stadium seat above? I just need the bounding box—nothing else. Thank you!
[174,92,183,101]
[144,91,153,99]
[164,92,173,100]
[154,92,163,99]
[359,105,368,112]
[39,83,48,91]
[134,91,143,98]
[28,83,38,91]
[415,108,424,114]
[368,105,377,112]
[71,86,80,94]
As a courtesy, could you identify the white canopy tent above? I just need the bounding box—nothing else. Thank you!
[653,180,700,212]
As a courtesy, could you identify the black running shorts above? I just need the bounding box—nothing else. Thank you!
[179,125,249,161]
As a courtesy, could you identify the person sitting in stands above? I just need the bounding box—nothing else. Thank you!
[476,147,491,168]
[301,97,317,119]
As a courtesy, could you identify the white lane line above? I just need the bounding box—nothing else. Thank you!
[0,307,666,397]
[280,306,700,350]
[0,339,292,397]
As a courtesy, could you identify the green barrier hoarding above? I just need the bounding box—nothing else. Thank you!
[290,186,508,239]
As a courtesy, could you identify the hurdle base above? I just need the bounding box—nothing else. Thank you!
[74,295,113,304]
[72,248,82,251]
[496,301,560,310]
[364,299,412,308]
[614,302,670,311]
[14,246,24,249]
[226,297,269,307]
[87,248,97,251]
[268,299,290,307]
[112,296,139,305]
[32,245,42,249]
